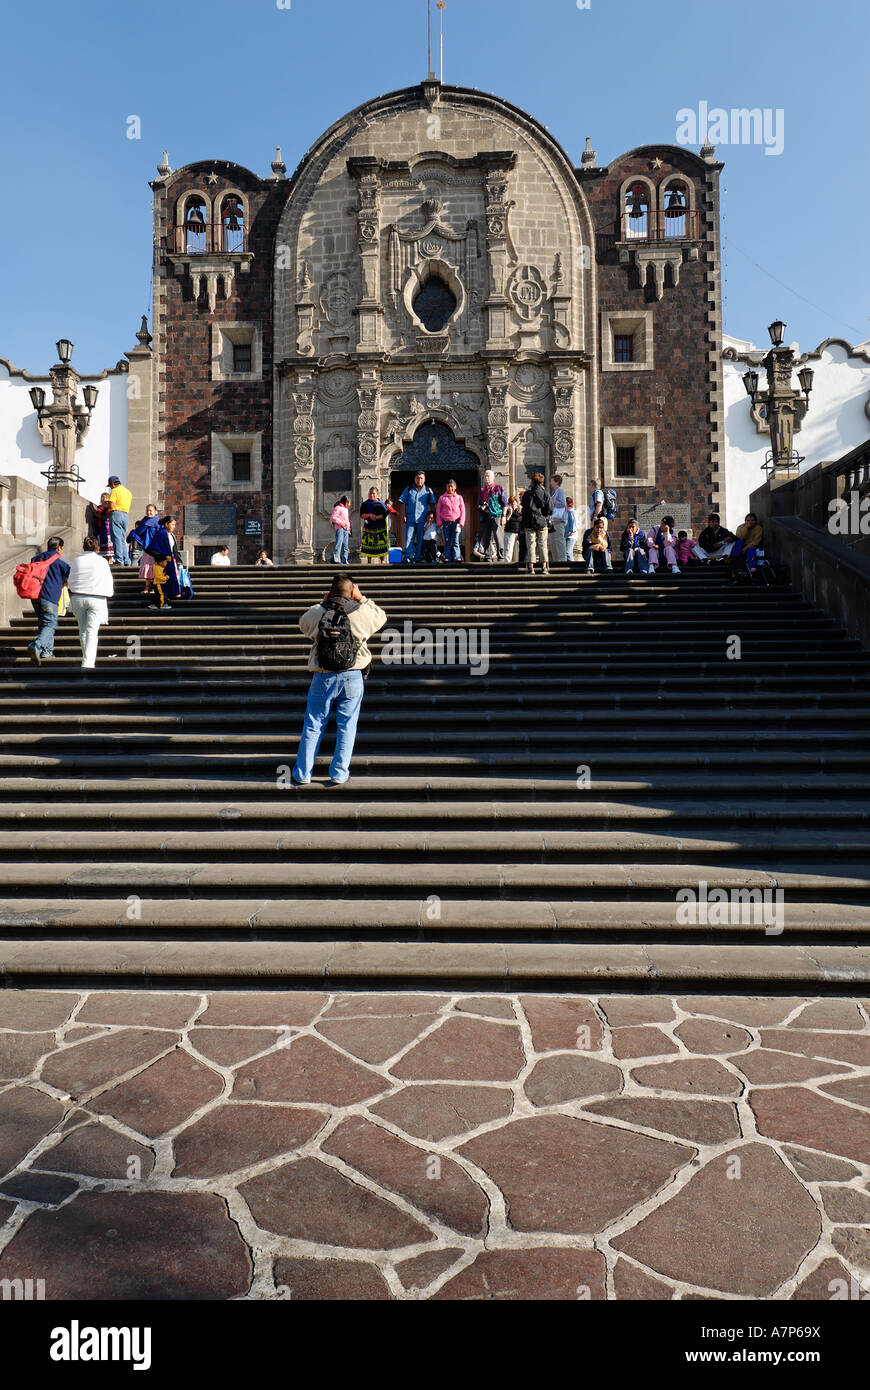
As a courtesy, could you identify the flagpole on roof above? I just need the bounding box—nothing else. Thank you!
[437,2,445,83]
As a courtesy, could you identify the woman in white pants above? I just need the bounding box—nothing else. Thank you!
[67,538,114,669]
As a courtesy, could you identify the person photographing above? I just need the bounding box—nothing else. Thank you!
[292,574,387,786]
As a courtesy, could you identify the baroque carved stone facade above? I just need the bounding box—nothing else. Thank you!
[150,81,724,562]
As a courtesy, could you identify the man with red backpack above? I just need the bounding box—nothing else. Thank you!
[18,536,70,665]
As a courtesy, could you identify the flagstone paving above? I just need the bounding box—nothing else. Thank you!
[0,989,868,1301]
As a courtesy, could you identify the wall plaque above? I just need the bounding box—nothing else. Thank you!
[184,504,237,536]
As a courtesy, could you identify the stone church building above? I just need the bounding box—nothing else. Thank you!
[139,79,725,563]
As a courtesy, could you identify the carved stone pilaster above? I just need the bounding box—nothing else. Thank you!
[551,368,577,473]
[290,379,316,564]
[296,261,316,356]
[549,254,571,348]
[482,163,516,348]
[348,159,384,353]
[354,370,384,558]
[486,366,511,488]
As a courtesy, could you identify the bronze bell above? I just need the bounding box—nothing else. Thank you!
[185,205,206,231]
[628,189,645,220]
[223,200,242,231]
[664,188,686,218]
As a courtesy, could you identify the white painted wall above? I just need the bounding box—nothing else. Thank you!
[0,355,129,505]
[723,334,870,530]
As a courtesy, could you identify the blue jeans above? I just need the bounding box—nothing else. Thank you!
[403,520,427,562]
[333,528,350,564]
[625,548,649,573]
[442,520,461,561]
[110,511,131,565]
[28,598,60,656]
[585,549,613,572]
[293,670,365,784]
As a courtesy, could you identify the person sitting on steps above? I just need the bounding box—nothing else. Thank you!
[646,516,681,575]
[621,519,649,576]
[694,513,736,563]
[583,518,613,574]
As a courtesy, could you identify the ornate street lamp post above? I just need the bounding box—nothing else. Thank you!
[28,340,99,490]
[742,319,813,478]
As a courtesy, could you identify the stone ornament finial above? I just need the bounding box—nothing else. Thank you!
[700,139,716,161]
[271,146,287,179]
[158,151,172,177]
[580,136,597,167]
[136,315,152,348]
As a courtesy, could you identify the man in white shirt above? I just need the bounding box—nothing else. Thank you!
[67,538,114,669]
[210,547,231,567]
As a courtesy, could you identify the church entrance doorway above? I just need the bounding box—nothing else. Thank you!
[390,421,481,563]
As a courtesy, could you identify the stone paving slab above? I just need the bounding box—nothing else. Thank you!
[0,989,868,1301]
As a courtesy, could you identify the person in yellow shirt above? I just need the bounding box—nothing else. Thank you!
[107,475,133,566]
[728,512,764,578]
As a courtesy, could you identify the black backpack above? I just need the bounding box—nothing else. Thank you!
[316,600,359,672]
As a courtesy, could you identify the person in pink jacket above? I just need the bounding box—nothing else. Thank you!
[331,496,351,564]
[646,516,681,575]
[436,479,466,564]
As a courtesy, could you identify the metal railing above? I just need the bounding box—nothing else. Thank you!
[599,209,703,247]
[171,226,249,255]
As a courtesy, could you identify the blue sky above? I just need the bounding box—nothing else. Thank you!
[1,0,867,371]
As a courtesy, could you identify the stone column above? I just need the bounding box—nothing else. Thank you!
[349,159,384,354]
[486,367,511,495]
[355,370,382,560]
[482,161,515,350]
[552,367,578,499]
[125,317,154,511]
[290,378,316,565]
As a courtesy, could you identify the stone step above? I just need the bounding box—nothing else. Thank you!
[1,895,869,932]
[3,860,869,895]
[3,828,870,857]
[0,938,866,986]
[0,774,863,800]
[1,751,867,778]
[3,706,869,731]
[1,797,866,824]
[0,687,861,711]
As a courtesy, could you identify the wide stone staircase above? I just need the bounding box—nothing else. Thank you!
[1,564,869,989]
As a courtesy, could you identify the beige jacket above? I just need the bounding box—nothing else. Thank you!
[300,595,388,673]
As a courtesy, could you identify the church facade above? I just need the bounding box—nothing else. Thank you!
[145,80,725,563]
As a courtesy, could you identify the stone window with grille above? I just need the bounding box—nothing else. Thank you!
[601,311,654,372]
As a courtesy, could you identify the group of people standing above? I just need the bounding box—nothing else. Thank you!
[87,476,133,566]
[334,470,578,572]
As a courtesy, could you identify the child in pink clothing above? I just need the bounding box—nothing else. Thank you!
[331,496,351,564]
[677,531,696,567]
